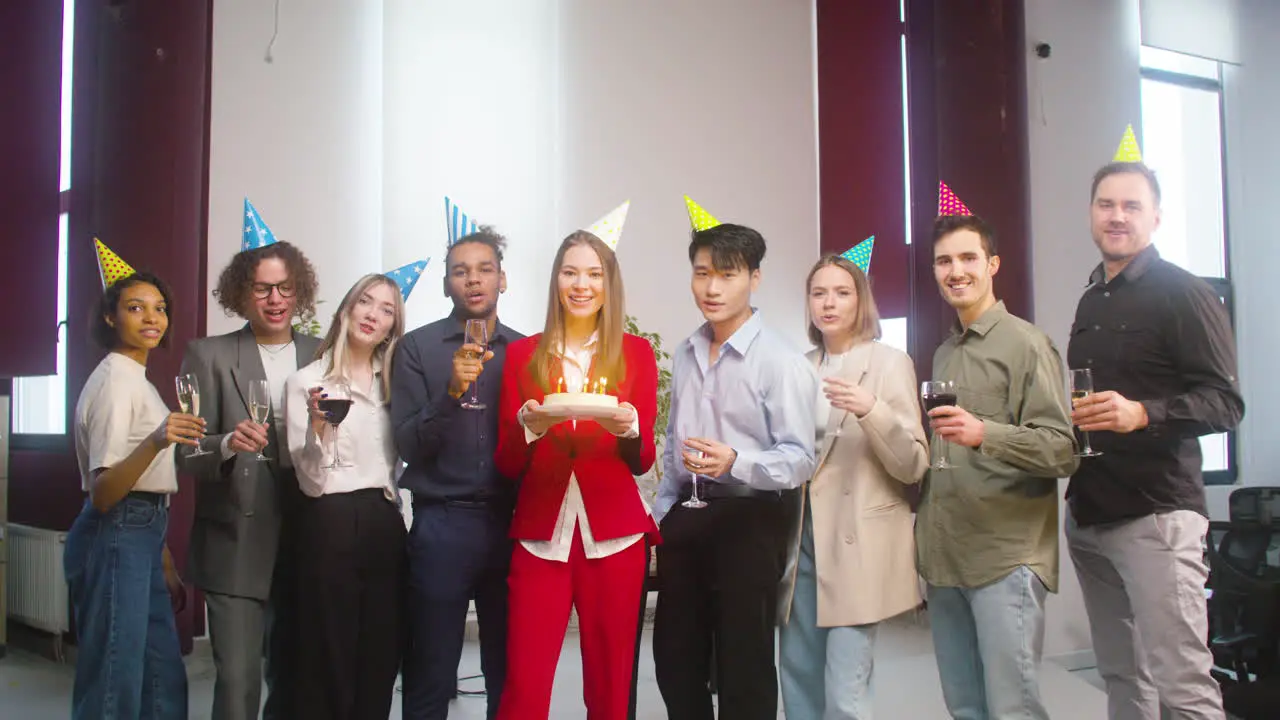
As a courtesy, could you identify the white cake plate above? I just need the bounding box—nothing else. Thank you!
[536,403,629,420]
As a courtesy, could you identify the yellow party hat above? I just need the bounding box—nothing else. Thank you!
[95,237,137,288]
[1113,124,1143,163]
[684,195,721,232]
[587,200,630,250]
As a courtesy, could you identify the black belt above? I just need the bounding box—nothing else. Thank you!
[677,483,784,502]
[127,491,167,507]
[414,494,506,509]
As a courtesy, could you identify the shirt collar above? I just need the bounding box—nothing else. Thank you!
[444,313,513,344]
[950,300,1008,339]
[555,331,599,358]
[1087,243,1160,288]
[690,309,763,358]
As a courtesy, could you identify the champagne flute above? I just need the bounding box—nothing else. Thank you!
[248,379,272,462]
[921,380,958,470]
[461,319,489,410]
[1070,368,1104,458]
[175,373,211,457]
[319,379,354,470]
[680,432,708,509]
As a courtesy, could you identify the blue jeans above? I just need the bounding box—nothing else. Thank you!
[927,566,1048,720]
[779,503,878,720]
[64,496,187,719]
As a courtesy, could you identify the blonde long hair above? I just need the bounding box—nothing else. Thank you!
[314,273,406,399]
[530,231,627,391]
[805,254,882,349]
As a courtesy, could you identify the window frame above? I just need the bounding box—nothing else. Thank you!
[1140,54,1237,486]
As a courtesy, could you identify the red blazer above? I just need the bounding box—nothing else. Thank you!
[496,332,661,545]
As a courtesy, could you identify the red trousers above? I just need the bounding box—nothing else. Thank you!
[496,529,647,720]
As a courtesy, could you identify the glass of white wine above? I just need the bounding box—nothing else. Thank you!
[175,374,211,457]
[461,319,489,410]
[1070,368,1103,458]
[248,379,272,462]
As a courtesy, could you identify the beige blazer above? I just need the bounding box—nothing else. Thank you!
[779,341,929,628]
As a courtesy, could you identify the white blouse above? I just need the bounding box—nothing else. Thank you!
[520,333,644,563]
[74,352,178,494]
[284,354,398,503]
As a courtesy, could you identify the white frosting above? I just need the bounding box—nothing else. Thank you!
[543,392,619,409]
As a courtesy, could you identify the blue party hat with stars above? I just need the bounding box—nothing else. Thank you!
[445,196,479,247]
[839,236,875,274]
[387,259,429,301]
[242,198,279,251]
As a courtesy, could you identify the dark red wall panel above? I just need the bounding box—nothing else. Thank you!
[0,1,63,377]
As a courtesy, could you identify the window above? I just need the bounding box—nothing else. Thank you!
[1139,45,1235,483]
[13,0,74,436]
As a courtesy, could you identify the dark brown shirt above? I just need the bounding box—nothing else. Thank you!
[1066,244,1244,526]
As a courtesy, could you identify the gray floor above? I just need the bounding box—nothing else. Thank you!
[1,612,1110,719]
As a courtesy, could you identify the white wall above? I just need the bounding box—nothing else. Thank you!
[1217,0,1280,511]
[212,0,819,351]
[208,0,385,336]
[1023,0,1143,664]
[554,0,820,351]
[381,0,560,337]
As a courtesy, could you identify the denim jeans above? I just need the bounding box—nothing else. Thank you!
[779,502,878,720]
[927,566,1049,720]
[64,496,187,719]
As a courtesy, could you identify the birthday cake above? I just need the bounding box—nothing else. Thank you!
[543,392,619,410]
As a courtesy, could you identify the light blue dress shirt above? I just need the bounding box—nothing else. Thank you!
[654,310,819,521]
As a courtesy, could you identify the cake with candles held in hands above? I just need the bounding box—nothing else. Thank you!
[543,376,619,411]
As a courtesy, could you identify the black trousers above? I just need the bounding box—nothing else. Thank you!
[294,488,407,720]
[653,494,793,720]
[402,499,512,720]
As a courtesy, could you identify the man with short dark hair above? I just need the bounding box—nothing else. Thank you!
[917,185,1078,720]
[1067,159,1243,720]
[179,200,322,720]
[652,198,817,720]
[392,208,524,720]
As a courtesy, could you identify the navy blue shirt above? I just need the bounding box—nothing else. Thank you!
[391,314,524,501]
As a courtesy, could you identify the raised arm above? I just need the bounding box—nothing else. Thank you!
[857,349,930,485]
[87,380,202,512]
[390,334,462,467]
[283,370,329,496]
[980,337,1080,478]
[729,354,818,492]
[176,341,230,481]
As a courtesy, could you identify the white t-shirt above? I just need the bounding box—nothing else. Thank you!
[259,342,299,468]
[74,352,178,494]
[815,350,848,449]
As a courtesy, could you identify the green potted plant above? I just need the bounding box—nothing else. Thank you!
[625,315,673,499]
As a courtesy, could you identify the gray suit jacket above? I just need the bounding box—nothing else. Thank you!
[178,325,322,600]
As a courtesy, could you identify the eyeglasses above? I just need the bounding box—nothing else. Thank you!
[251,282,296,299]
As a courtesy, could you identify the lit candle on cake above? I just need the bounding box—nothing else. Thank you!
[557,376,564,393]
[599,377,608,395]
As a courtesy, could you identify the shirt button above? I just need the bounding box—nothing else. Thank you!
[1087,359,1094,365]
[1093,325,1101,331]
[1104,291,1110,297]
[844,534,854,544]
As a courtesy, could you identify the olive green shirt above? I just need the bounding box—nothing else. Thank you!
[915,301,1078,592]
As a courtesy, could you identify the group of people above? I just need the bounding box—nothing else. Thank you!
[64,155,1241,720]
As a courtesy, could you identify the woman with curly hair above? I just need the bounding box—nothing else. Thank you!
[176,211,323,720]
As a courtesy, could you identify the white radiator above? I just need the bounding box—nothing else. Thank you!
[5,523,70,635]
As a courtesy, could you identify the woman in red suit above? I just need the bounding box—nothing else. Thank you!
[495,229,660,720]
